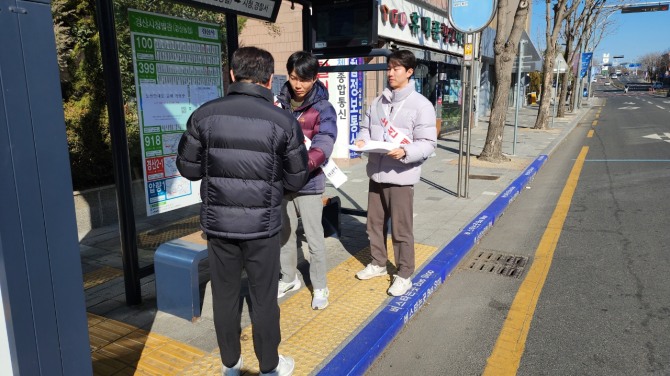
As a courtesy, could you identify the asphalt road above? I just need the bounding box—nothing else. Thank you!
[365,89,670,375]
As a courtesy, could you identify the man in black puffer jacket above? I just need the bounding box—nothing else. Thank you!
[176,47,308,376]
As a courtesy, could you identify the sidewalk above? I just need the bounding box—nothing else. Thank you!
[80,101,600,375]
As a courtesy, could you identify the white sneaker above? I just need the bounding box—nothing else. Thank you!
[278,275,301,298]
[260,354,295,376]
[312,288,329,310]
[356,263,387,280]
[387,275,412,296]
[222,357,242,376]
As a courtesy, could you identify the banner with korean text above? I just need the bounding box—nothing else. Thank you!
[318,59,364,159]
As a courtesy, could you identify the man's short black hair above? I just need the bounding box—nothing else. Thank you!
[286,51,319,80]
[231,46,274,84]
[388,50,417,71]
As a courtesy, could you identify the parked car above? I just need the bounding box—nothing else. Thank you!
[604,82,611,86]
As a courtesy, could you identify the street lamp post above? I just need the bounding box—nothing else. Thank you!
[513,40,526,155]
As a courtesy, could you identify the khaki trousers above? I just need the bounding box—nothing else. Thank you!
[366,180,415,279]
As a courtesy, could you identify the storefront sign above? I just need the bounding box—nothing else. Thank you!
[464,43,473,61]
[378,0,464,54]
[129,9,224,216]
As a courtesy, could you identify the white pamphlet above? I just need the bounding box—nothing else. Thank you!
[349,140,398,153]
[305,136,347,189]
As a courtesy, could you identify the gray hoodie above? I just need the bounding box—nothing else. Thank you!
[357,83,437,185]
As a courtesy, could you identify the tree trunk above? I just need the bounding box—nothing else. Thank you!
[479,0,529,162]
[480,54,513,162]
[533,45,556,129]
[570,77,578,110]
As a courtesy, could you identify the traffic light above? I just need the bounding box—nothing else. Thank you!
[621,4,669,13]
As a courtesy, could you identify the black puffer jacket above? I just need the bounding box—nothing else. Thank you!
[176,82,309,239]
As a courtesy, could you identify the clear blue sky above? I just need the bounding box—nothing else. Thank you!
[530,3,670,64]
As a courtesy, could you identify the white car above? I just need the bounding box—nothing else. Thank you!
[604,82,611,86]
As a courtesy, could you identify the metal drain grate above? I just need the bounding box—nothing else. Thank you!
[465,250,528,278]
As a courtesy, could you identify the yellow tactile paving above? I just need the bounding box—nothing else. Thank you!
[137,215,200,249]
[88,239,437,376]
[279,342,324,376]
[181,231,207,245]
[179,240,437,375]
[92,351,129,376]
[176,351,221,375]
[88,313,206,376]
[83,266,123,290]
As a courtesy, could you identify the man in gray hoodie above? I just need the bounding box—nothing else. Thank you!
[354,50,437,297]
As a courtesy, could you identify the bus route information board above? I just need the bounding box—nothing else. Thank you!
[129,9,223,216]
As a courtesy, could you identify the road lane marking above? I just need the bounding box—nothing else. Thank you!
[483,146,589,376]
[587,130,594,138]
[595,113,600,119]
[583,159,670,162]
[657,105,665,110]
[592,120,598,126]
[643,133,670,143]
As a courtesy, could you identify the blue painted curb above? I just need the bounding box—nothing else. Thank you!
[317,155,548,376]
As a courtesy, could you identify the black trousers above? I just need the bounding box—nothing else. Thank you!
[208,234,281,373]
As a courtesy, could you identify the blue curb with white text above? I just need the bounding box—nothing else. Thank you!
[317,155,548,376]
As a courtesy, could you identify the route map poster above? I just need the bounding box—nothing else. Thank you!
[129,9,223,216]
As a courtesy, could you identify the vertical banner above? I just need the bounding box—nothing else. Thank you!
[320,59,350,159]
[319,59,364,159]
[348,58,364,158]
[580,52,593,78]
[129,9,223,216]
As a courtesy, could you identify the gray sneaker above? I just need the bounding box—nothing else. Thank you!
[312,288,329,310]
[278,275,301,298]
[222,357,242,376]
[356,263,387,280]
[260,355,295,376]
[387,275,412,296]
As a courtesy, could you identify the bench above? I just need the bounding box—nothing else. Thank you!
[155,196,341,321]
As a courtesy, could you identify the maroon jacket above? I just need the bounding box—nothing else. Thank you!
[276,80,337,194]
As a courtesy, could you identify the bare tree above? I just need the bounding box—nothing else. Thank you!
[639,52,662,81]
[533,0,581,129]
[556,0,609,117]
[478,0,530,162]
